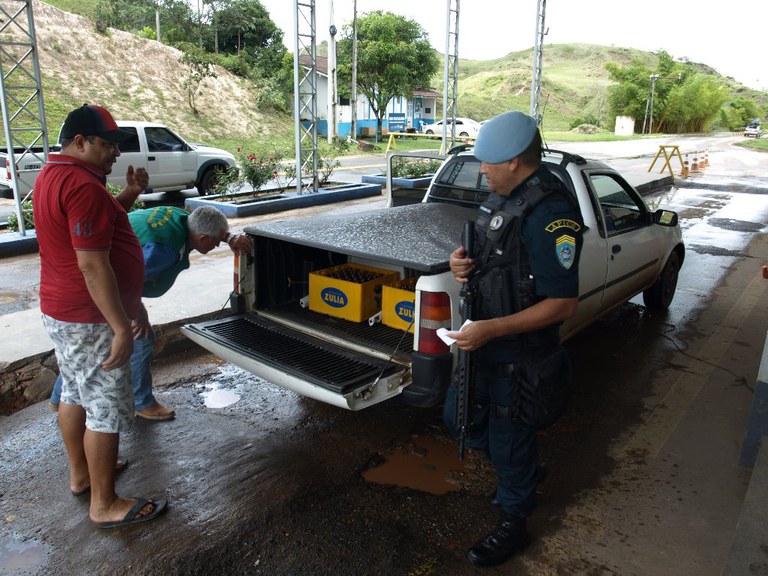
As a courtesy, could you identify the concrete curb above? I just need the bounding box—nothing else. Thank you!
[723,440,768,575]
[183,182,383,217]
[738,330,768,469]
[0,230,38,258]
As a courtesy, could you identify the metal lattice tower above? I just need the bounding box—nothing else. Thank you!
[530,0,546,126]
[0,0,49,235]
[293,0,319,193]
[441,0,459,153]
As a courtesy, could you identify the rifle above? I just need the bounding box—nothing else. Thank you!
[455,220,476,460]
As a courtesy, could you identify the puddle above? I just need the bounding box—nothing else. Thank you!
[197,365,244,408]
[200,385,241,408]
[362,434,466,495]
[0,534,45,573]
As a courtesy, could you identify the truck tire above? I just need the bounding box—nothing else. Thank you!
[643,251,680,310]
[197,165,226,196]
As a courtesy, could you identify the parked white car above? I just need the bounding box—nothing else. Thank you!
[422,117,481,138]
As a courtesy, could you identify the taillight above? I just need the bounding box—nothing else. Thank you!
[417,291,451,354]
[5,159,11,180]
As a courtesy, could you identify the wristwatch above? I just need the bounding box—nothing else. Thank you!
[225,232,235,245]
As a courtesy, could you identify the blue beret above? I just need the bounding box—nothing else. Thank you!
[474,111,538,163]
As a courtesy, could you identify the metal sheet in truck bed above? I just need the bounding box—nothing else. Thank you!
[244,202,476,273]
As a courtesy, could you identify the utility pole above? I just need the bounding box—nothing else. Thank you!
[530,0,547,126]
[642,73,659,134]
[350,0,357,142]
[327,0,337,143]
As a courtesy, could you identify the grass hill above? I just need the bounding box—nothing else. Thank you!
[5,0,767,154]
[2,0,293,154]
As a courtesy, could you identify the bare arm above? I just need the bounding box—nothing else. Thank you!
[75,250,134,370]
[451,297,578,352]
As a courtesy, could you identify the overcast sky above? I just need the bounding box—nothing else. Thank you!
[255,0,766,91]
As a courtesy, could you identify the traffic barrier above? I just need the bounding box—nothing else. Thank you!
[648,145,686,179]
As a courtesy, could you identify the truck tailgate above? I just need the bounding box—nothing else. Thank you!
[182,313,410,410]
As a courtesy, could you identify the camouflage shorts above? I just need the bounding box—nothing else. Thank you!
[42,314,134,434]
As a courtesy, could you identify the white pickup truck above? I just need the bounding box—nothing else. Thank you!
[0,121,236,197]
[181,147,684,411]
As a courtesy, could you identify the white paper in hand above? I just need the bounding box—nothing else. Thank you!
[436,319,473,346]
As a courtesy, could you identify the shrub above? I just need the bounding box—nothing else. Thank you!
[236,148,285,191]
[388,158,442,178]
[6,200,33,232]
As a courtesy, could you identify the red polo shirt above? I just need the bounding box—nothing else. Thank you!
[34,154,144,323]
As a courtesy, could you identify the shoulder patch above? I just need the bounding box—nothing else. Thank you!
[545,219,581,233]
[555,234,576,270]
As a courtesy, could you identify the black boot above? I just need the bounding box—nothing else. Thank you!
[466,513,530,567]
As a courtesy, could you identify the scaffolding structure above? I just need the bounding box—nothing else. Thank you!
[0,0,49,235]
[530,0,546,126]
[441,0,460,152]
[293,0,319,193]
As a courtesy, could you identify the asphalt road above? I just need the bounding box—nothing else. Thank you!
[1,136,767,575]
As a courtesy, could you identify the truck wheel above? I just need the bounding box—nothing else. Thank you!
[197,165,225,196]
[643,251,680,310]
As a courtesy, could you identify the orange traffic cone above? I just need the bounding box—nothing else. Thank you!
[691,153,699,172]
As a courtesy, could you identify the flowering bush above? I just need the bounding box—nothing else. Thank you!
[237,148,285,191]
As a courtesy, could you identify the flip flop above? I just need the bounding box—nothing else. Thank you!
[135,408,176,421]
[94,497,168,529]
[71,459,129,497]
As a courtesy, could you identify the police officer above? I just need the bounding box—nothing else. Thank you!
[445,111,583,567]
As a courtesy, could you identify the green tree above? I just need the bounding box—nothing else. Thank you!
[606,51,728,133]
[178,43,217,114]
[204,0,285,76]
[95,0,196,45]
[337,11,439,136]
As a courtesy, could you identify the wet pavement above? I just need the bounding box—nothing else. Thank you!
[2,135,768,575]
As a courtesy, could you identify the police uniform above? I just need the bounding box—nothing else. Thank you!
[443,111,583,567]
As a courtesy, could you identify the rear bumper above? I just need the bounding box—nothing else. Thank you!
[399,351,453,407]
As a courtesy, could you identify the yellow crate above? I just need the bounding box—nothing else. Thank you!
[382,277,419,333]
[309,263,399,322]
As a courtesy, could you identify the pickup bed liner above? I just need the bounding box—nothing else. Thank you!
[245,202,476,273]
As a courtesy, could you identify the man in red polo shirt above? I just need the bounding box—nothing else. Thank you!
[34,104,167,528]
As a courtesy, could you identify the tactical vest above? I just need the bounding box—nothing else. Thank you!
[129,206,191,298]
[472,171,575,350]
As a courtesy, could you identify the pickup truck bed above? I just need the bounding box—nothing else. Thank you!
[183,202,474,407]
